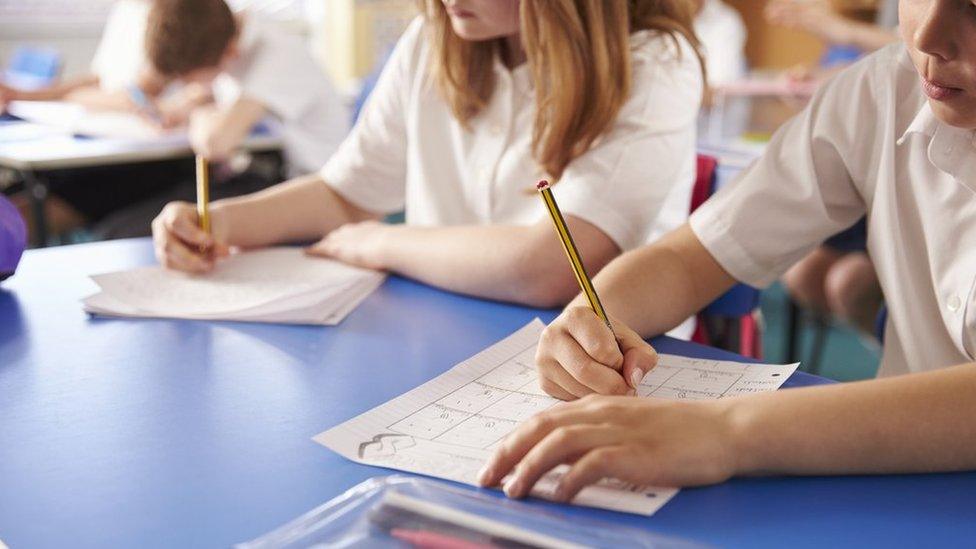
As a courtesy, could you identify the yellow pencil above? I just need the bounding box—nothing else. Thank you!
[195,155,211,236]
[536,179,615,336]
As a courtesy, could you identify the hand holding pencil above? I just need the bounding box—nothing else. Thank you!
[149,157,228,274]
[534,180,659,399]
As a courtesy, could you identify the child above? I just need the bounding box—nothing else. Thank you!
[152,0,704,309]
[143,0,347,176]
[0,196,26,282]
[479,0,976,501]
[3,0,196,240]
[0,0,208,125]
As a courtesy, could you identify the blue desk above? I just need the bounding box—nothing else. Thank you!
[1,239,973,548]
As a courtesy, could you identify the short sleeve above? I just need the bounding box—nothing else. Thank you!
[689,57,874,288]
[230,24,321,121]
[90,1,149,91]
[319,18,424,215]
[555,32,704,251]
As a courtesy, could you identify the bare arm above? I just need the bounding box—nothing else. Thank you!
[212,174,380,248]
[188,96,267,161]
[0,74,98,103]
[831,20,899,52]
[313,217,620,308]
[64,68,171,113]
[766,0,898,53]
[732,362,976,476]
[152,174,380,273]
[577,223,737,336]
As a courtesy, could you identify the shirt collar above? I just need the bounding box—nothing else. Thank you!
[897,102,940,146]
[901,101,976,190]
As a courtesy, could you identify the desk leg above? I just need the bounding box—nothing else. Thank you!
[21,171,50,248]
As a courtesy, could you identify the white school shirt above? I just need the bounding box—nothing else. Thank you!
[213,16,348,175]
[90,0,150,92]
[690,43,976,377]
[321,18,703,254]
[694,0,747,86]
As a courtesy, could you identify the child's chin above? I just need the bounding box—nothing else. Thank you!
[928,98,976,130]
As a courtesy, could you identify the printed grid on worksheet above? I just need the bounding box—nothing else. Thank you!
[386,343,778,450]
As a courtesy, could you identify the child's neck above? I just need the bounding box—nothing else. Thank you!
[500,33,527,69]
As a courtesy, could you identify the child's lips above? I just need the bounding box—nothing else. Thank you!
[921,77,964,101]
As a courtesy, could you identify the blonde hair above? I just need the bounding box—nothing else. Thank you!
[417,0,702,181]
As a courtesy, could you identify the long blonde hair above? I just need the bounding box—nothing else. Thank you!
[418,0,702,181]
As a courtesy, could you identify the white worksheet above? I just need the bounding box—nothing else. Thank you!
[83,248,385,325]
[315,319,799,516]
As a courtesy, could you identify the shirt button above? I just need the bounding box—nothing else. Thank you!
[948,294,962,313]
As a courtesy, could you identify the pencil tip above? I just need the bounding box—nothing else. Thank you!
[536,180,550,190]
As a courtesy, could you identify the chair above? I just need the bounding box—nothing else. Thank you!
[690,154,763,358]
[4,46,62,90]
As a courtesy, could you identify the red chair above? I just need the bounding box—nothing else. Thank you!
[690,154,763,358]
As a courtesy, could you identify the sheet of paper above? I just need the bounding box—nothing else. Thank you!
[83,248,385,325]
[7,100,174,140]
[0,121,68,142]
[315,319,799,516]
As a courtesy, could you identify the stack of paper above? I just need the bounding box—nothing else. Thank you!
[7,100,174,140]
[83,248,385,325]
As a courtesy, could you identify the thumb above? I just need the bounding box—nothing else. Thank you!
[211,242,231,259]
[614,323,659,390]
[304,237,333,258]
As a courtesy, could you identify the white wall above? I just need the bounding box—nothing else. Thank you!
[0,0,112,78]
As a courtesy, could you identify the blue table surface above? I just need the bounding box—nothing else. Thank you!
[1,239,973,548]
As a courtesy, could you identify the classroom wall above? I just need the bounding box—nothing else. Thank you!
[0,22,103,79]
[725,0,825,69]
[314,0,416,93]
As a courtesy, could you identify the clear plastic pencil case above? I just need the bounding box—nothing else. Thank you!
[237,475,708,549]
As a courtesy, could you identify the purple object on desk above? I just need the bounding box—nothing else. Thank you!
[0,195,26,280]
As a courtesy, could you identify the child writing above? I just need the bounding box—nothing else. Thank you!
[2,0,202,239]
[152,0,705,308]
[90,0,349,240]
[142,0,347,177]
[479,0,976,501]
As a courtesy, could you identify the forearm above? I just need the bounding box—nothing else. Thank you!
[212,175,378,247]
[64,86,137,112]
[379,224,610,307]
[836,20,899,52]
[67,71,171,113]
[579,224,736,337]
[190,97,266,160]
[11,75,99,102]
[729,363,976,476]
